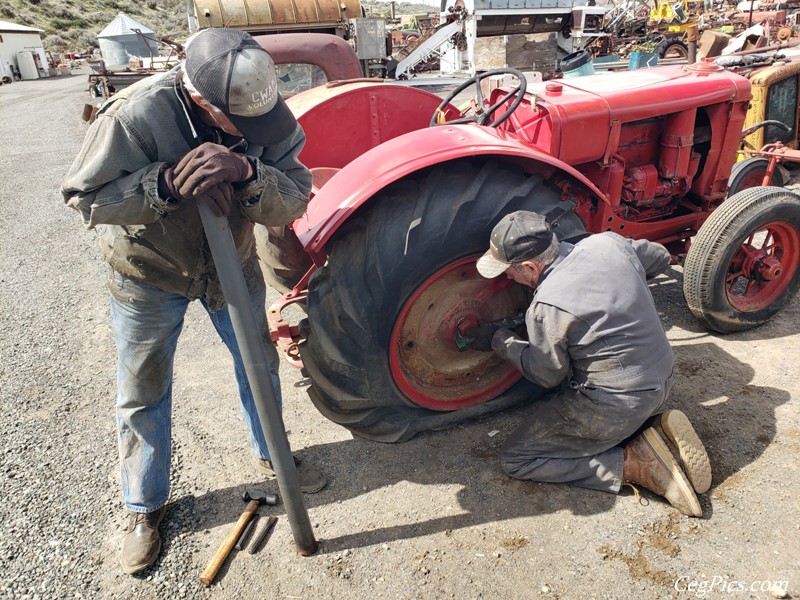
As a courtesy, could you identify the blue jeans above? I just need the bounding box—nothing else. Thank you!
[108,270,280,513]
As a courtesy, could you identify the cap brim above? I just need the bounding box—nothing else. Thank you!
[227,95,297,147]
[476,250,510,279]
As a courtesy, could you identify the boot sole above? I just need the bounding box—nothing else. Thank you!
[658,410,712,494]
[643,428,702,517]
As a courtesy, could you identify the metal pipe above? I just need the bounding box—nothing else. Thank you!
[728,38,800,56]
[198,202,318,556]
[687,24,697,65]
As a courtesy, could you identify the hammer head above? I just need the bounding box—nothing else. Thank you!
[243,490,279,506]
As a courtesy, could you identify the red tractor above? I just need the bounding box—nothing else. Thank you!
[257,34,800,441]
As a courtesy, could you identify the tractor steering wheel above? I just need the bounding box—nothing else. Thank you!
[430,68,528,128]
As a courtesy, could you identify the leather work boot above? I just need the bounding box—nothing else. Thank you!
[253,455,327,494]
[647,410,712,494]
[623,428,702,517]
[121,506,166,574]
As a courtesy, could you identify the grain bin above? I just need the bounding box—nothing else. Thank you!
[97,13,158,68]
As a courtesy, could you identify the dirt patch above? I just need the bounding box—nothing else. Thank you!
[598,542,677,588]
[597,513,683,586]
[499,534,530,552]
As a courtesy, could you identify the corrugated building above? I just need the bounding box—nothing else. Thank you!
[98,13,158,68]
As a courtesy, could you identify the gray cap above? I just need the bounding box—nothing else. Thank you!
[184,28,296,146]
[476,211,554,279]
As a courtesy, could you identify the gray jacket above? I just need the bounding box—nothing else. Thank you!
[61,67,312,310]
[493,233,672,393]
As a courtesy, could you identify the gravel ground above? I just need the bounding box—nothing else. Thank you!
[1,70,798,600]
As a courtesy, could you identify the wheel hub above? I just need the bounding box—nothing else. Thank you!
[750,254,782,281]
[726,221,800,311]
[389,257,528,411]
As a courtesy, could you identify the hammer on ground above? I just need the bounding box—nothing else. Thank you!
[199,490,279,585]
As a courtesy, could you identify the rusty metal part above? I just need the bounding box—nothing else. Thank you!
[727,37,800,56]
[745,142,800,167]
[389,258,528,410]
[777,27,792,42]
[235,514,259,550]
[192,0,360,29]
[247,514,279,554]
[267,289,309,369]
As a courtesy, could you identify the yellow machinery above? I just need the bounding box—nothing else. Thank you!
[741,60,800,153]
[649,0,694,33]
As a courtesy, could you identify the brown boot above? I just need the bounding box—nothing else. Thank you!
[623,428,702,517]
[120,506,166,574]
[647,410,712,494]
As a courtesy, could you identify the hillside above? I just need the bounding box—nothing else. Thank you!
[0,0,188,52]
[0,1,439,54]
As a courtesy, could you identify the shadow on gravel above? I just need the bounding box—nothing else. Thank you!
[166,401,616,554]
[156,267,791,558]
[670,341,789,488]
[647,267,792,487]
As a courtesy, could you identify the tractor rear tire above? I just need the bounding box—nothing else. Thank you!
[255,224,313,294]
[300,160,587,442]
[683,187,800,333]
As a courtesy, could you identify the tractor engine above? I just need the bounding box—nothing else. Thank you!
[616,111,701,220]
[511,65,749,232]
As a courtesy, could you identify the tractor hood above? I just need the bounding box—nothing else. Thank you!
[513,64,752,166]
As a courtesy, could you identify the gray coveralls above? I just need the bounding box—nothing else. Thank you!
[492,232,673,493]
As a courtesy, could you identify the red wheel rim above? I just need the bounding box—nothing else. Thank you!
[726,220,800,311]
[389,257,527,411]
[734,168,769,192]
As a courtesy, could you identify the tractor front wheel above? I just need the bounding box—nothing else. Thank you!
[727,157,785,197]
[299,160,586,441]
[683,187,800,332]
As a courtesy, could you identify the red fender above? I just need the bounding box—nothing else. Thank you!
[294,124,608,256]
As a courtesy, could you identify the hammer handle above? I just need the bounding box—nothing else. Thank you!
[199,500,259,585]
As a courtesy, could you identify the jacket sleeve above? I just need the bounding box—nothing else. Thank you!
[235,124,313,226]
[628,238,671,279]
[60,110,177,229]
[491,303,572,389]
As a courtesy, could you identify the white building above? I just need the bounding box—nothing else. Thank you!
[0,20,47,81]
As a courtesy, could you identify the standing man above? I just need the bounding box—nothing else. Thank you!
[61,28,325,575]
[468,211,711,516]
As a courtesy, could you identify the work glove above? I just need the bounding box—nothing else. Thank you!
[462,323,501,352]
[197,182,235,217]
[159,161,190,203]
[171,142,254,199]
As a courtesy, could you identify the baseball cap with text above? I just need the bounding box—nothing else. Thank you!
[184,28,296,146]
[476,211,555,279]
